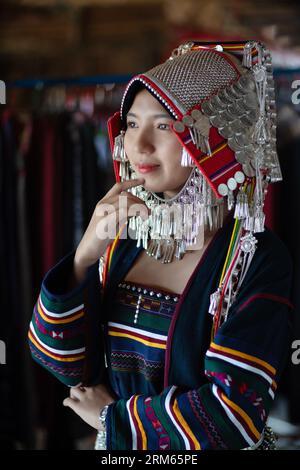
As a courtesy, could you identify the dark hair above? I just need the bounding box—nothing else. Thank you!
[121,82,174,126]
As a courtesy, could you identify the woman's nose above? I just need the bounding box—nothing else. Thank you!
[134,129,154,154]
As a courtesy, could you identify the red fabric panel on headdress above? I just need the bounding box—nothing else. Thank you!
[107,111,122,183]
[172,123,243,198]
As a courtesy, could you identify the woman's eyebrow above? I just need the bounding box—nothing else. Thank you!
[126,112,172,119]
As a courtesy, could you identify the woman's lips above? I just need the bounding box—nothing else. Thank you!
[136,164,160,174]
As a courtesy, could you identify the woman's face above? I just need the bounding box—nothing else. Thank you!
[124,88,192,198]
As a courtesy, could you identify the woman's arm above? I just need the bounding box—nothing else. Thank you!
[28,250,103,387]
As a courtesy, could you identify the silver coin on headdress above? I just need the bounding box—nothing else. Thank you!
[246,108,259,124]
[226,85,241,101]
[235,133,249,147]
[228,136,243,152]
[191,109,203,120]
[210,94,227,109]
[243,92,258,110]
[227,103,241,119]
[235,150,248,164]
[218,125,233,139]
[231,82,245,98]
[240,114,253,127]
[182,115,194,127]
[234,171,245,184]
[218,183,228,196]
[242,162,256,177]
[210,113,226,128]
[218,90,233,105]
[238,74,256,92]
[230,120,243,134]
[173,121,186,133]
[227,177,237,191]
[201,100,215,116]
[194,116,210,134]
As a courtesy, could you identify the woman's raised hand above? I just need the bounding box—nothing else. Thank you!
[73,178,147,282]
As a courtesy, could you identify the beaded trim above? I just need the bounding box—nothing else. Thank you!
[118,281,180,324]
[118,281,180,302]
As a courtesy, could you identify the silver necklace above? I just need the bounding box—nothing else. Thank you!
[128,166,224,263]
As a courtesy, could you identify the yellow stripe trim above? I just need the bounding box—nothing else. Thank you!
[222,45,244,49]
[198,142,227,164]
[37,301,84,325]
[108,223,126,271]
[211,342,276,376]
[108,331,166,349]
[219,217,240,287]
[220,392,260,440]
[133,395,147,450]
[173,398,201,450]
[272,380,277,391]
[28,331,85,363]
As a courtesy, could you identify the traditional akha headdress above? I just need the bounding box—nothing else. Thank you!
[106,40,281,337]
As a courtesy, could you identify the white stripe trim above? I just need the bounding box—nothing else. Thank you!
[126,396,137,450]
[108,321,167,341]
[212,384,255,447]
[39,295,84,318]
[29,322,85,355]
[211,162,240,182]
[165,386,190,450]
[206,350,273,386]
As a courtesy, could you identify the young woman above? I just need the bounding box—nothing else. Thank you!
[28,40,293,450]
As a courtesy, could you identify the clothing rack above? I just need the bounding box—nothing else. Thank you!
[7,73,133,89]
[6,67,300,89]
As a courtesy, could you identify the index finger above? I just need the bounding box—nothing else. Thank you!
[106,178,145,198]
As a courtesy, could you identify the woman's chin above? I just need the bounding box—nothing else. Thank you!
[142,182,165,193]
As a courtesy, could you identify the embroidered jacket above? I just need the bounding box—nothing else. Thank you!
[28,218,294,450]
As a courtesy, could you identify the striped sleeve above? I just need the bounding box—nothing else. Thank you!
[28,251,96,387]
[106,295,293,450]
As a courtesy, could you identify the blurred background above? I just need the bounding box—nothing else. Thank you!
[1,0,300,450]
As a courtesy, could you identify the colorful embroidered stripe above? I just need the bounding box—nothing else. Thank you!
[33,310,84,340]
[210,342,276,376]
[126,395,148,449]
[212,384,260,446]
[198,141,228,163]
[102,223,127,289]
[108,322,167,349]
[207,343,277,397]
[165,386,201,450]
[37,295,84,324]
[28,324,85,362]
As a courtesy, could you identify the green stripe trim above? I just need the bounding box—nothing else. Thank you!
[109,400,132,450]
[205,357,273,407]
[151,392,183,449]
[112,309,171,332]
[40,288,84,313]
[199,385,246,448]
[30,350,82,386]
[31,319,85,352]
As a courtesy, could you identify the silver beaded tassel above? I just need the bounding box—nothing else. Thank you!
[112,131,131,181]
[128,166,224,263]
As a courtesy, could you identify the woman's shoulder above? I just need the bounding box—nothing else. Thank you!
[254,227,293,274]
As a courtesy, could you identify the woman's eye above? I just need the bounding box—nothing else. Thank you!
[127,121,137,128]
[126,121,170,130]
[158,123,170,130]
